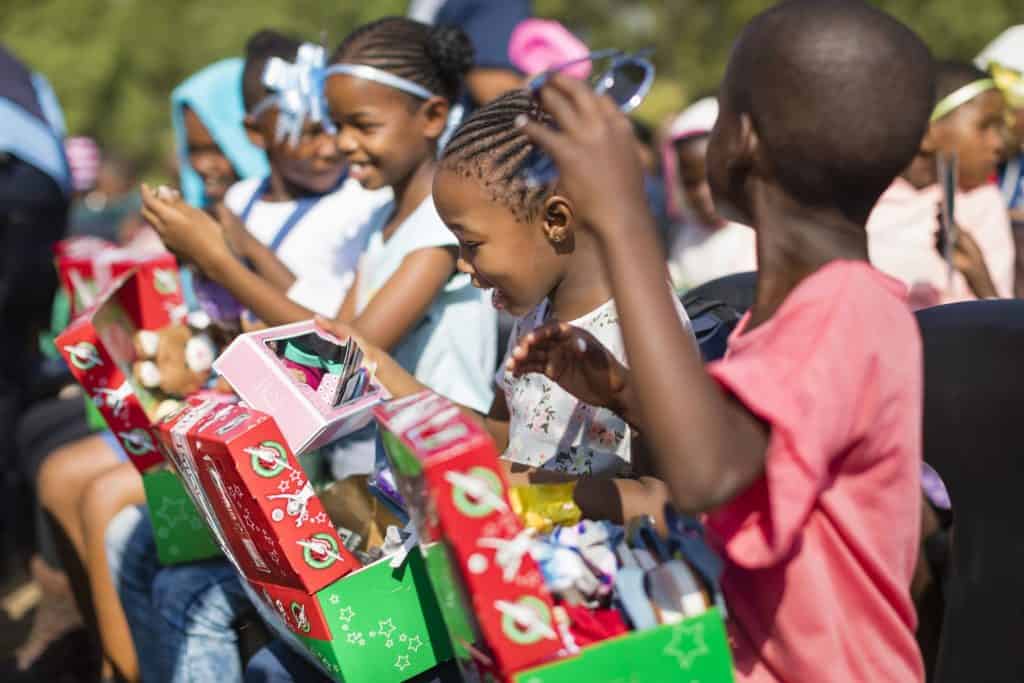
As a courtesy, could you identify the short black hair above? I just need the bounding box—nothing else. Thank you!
[332,17,474,103]
[441,90,551,221]
[935,60,989,104]
[722,0,934,223]
[242,29,303,113]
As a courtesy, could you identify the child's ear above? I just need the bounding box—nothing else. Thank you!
[244,115,268,150]
[419,97,452,141]
[920,124,941,156]
[541,195,575,254]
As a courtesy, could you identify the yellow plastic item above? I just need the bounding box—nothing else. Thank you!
[509,482,582,533]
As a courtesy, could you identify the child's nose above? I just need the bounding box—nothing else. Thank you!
[456,255,474,275]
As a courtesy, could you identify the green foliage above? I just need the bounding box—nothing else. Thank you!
[3,0,1018,176]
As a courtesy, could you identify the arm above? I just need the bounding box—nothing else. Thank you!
[518,76,769,514]
[214,204,296,292]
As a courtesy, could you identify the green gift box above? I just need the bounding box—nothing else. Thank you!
[513,608,735,683]
[249,548,454,682]
[141,467,221,565]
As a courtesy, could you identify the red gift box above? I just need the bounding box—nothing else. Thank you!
[55,237,115,317]
[375,392,567,676]
[55,267,186,472]
[154,398,360,592]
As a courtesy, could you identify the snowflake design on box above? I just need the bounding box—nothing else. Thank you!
[329,594,340,605]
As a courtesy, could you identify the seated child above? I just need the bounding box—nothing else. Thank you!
[320,88,692,519]
[976,25,1024,297]
[868,60,1014,306]
[511,0,932,680]
[37,56,267,683]
[663,97,757,292]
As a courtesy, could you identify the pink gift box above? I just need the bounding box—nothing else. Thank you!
[213,321,383,455]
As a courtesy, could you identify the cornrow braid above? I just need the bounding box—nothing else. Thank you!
[332,17,473,103]
[441,90,553,221]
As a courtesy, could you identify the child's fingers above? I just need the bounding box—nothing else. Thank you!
[544,72,600,120]
[516,116,571,164]
[534,76,580,127]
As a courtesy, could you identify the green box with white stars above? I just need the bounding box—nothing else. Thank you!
[251,547,454,682]
[511,607,734,683]
[142,467,222,565]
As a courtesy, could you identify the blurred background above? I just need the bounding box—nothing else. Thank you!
[4,0,1020,183]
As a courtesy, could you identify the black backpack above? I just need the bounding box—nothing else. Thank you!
[681,295,743,363]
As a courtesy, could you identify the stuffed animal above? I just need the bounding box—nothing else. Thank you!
[132,322,216,398]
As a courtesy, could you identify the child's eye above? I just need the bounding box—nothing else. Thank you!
[462,241,482,250]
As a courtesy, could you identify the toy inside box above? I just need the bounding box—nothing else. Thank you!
[214,320,383,455]
[375,391,736,682]
[157,396,455,681]
[55,267,226,565]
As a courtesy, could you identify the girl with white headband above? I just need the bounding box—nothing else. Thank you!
[867,59,1015,305]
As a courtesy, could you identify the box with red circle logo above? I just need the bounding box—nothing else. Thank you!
[375,391,568,678]
[153,397,359,593]
[55,267,186,472]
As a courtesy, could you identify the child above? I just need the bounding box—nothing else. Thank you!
[663,97,757,292]
[511,0,932,680]
[142,17,496,412]
[975,25,1024,297]
[319,89,691,517]
[868,60,1014,306]
[36,57,266,683]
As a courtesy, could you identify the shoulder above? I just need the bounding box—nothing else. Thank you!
[394,197,458,253]
[223,178,262,213]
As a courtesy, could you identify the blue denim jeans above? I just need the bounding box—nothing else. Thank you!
[245,639,464,683]
[106,504,255,682]
[106,505,162,682]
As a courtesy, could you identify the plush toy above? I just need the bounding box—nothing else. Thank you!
[132,322,216,398]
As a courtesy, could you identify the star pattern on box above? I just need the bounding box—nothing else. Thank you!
[662,620,709,670]
[228,484,245,502]
[337,606,355,623]
[155,496,190,529]
[267,549,280,567]
[329,594,340,605]
[394,654,411,671]
[311,512,327,525]
[406,635,423,653]
[289,469,305,484]
[346,631,366,646]
[277,479,291,493]
[377,618,396,639]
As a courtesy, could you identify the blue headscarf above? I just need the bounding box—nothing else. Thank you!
[170,58,269,208]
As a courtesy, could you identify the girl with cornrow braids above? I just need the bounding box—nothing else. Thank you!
[321,89,693,528]
[145,17,497,413]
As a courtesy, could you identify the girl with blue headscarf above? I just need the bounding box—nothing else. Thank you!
[35,59,267,683]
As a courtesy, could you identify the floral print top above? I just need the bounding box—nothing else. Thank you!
[497,297,689,477]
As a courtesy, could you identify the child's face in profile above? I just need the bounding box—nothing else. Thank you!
[433,167,566,318]
[705,94,753,227]
[932,90,1007,191]
[249,108,346,195]
[324,75,435,191]
[675,135,724,228]
[183,107,238,205]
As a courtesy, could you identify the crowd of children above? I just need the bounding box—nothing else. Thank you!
[4,1,1024,682]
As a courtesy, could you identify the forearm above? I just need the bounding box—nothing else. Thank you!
[240,232,296,292]
[203,250,315,326]
[593,213,766,512]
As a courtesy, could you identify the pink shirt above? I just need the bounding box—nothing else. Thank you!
[867,178,1015,306]
[705,260,924,683]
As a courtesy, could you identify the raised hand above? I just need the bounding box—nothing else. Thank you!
[140,184,231,271]
[507,322,634,421]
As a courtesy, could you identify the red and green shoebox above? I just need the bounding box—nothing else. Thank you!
[376,391,736,683]
[55,266,223,565]
[155,396,454,680]
[54,236,115,317]
[374,391,570,678]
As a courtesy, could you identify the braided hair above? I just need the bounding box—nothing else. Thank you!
[441,90,553,222]
[332,17,473,103]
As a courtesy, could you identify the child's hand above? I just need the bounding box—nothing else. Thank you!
[507,322,634,420]
[313,316,380,367]
[141,184,231,271]
[515,73,651,241]
[214,204,251,260]
[934,220,998,299]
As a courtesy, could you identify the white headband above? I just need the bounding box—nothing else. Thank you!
[324,63,437,101]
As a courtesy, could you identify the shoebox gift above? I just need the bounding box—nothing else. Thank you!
[375,391,570,678]
[214,320,384,455]
[141,466,221,565]
[153,396,358,591]
[54,236,115,317]
[56,267,188,473]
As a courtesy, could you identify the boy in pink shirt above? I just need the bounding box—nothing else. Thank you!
[868,60,1014,306]
[511,0,931,680]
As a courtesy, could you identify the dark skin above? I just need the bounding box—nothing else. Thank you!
[182,106,238,206]
[510,73,883,513]
[675,135,723,228]
[142,74,458,354]
[903,90,1007,299]
[316,160,667,528]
